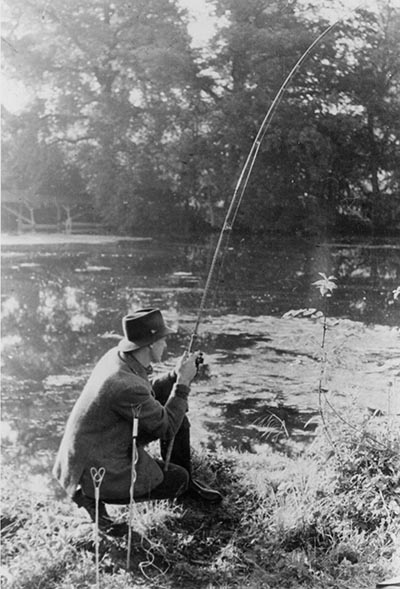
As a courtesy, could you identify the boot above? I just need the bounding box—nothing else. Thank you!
[187,479,223,504]
[160,422,223,504]
[72,489,128,537]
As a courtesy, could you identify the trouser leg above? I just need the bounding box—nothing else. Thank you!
[154,381,192,475]
[140,462,189,500]
[159,416,191,475]
[97,462,189,504]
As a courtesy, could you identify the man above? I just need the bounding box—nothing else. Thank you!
[53,308,222,533]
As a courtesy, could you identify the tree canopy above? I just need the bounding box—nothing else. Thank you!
[2,0,400,236]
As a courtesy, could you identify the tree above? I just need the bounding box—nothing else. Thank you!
[2,0,207,232]
[1,105,89,226]
[326,2,400,232]
[3,0,399,235]
[204,0,400,234]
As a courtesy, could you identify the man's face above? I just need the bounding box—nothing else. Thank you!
[150,337,167,363]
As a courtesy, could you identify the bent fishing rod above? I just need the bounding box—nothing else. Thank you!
[164,20,342,472]
[186,20,340,353]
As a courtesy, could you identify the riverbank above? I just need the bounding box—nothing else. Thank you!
[1,232,152,246]
[1,235,399,587]
[1,405,399,588]
[2,313,400,587]
[3,231,400,248]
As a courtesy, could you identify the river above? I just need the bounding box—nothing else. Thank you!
[1,234,399,496]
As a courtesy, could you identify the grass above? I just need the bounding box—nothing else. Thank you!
[1,404,399,589]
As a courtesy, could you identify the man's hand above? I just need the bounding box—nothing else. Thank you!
[175,351,202,387]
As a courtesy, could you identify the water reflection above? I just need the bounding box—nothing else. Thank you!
[1,236,399,481]
[203,398,318,453]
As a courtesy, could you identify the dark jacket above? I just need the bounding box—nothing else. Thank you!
[52,347,189,500]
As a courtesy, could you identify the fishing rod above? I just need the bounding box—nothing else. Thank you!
[164,20,341,473]
[186,20,340,353]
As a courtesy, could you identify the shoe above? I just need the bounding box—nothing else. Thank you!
[376,578,400,588]
[72,489,127,536]
[187,479,223,504]
[72,489,111,523]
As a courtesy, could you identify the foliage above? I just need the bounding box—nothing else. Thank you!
[208,0,400,234]
[324,2,400,233]
[2,0,400,235]
[2,0,209,233]
[329,425,400,533]
[1,108,89,222]
[2,410,399,588]
[312,272,337,297]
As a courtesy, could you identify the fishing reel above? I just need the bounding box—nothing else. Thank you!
[195,351,204,370]
[195,351,210,380]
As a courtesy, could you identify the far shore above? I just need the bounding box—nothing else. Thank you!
[1,232,152,246]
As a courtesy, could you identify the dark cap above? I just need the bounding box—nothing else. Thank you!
[118,308,175,352]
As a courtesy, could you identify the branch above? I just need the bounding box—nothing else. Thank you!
[48,135,97,145]
[1,36,18,53]
[40,4,99,61]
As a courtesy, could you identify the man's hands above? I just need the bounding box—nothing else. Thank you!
[175,351,202,387]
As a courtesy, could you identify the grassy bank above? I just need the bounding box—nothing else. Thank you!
[1,404,399,589]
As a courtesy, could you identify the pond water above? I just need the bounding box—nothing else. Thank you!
[1,234,399,495]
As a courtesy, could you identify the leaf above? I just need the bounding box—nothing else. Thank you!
[312,273,337,297]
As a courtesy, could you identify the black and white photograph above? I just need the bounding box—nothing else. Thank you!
[1,0,400,587]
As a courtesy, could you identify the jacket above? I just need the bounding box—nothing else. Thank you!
[52,347,189,500]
